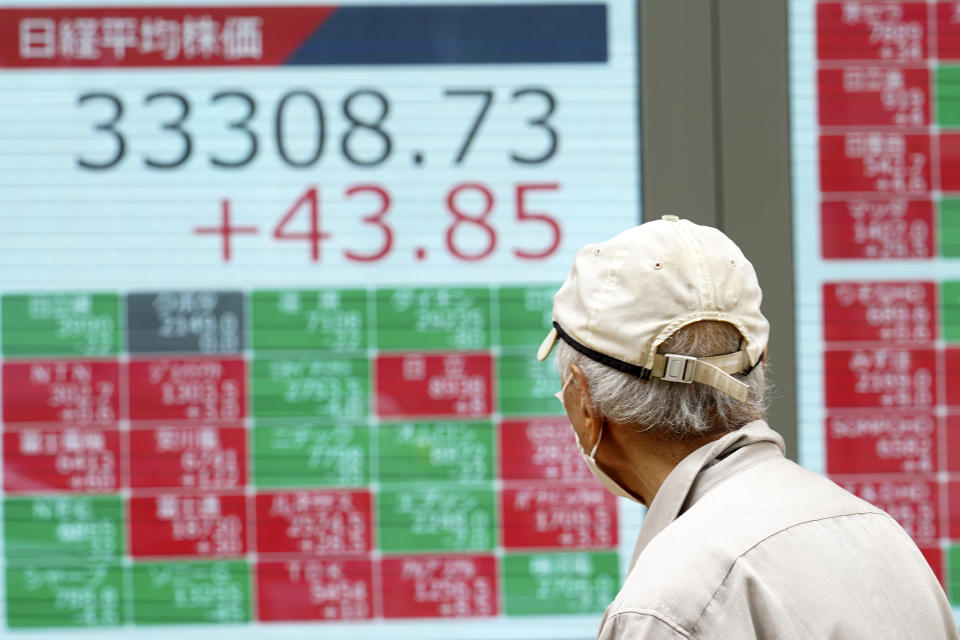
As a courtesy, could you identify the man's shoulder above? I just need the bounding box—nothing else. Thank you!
[606,457,891,632]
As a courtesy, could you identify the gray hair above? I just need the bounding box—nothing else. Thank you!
[556,321,767,439]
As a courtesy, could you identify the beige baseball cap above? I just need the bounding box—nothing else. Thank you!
[537,215,769,403]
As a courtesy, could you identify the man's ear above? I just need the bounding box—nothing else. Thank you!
[570,363,602,446]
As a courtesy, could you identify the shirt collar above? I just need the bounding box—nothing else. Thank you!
[629,420,786,570]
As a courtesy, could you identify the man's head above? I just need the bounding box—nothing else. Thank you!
[540,215,769,447]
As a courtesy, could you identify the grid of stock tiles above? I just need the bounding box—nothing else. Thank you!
[0,289,619,628]
[816,1,960,600]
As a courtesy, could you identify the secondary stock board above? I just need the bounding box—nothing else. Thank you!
[0,2,642,637]
[791,0,960,613]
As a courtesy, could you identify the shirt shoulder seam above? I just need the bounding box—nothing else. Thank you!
[688,510,889,635]
[605,608,691,637]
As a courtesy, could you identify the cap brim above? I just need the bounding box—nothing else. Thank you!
[536,327,558,361]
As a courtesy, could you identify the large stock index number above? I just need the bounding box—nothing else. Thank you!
[75,87,558,170]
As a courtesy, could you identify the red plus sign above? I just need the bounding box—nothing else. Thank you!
[194,200,259,262]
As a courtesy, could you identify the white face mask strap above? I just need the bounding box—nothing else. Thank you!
[556,371,604,458]
[588,421,603,459]
[555,371,573,403]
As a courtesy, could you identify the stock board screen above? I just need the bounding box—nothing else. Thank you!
[791,0,960,612]
[0,2,642,637]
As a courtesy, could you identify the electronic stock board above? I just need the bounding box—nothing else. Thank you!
[0,2,642,637]
[791,0,960,614]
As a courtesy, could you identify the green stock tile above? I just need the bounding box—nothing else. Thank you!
[937,67,960,127]
[942,200,960,257]
[4,496,124,566]
[377,486,495,552]
[376,287,490,350]
[6,564,125,628]
[252,356,370,419]
[253,422,370,487]
[131,561,251,625]
[498,353,564,416]
[497,285,557,349]
[949,546,960,604]
[942,281,960,342]
[251,289,368,352]
[378,421,494,483]
[2,293,121,356]
[503,552,619,616]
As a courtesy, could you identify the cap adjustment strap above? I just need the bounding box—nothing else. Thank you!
[651,352,752,402]
[548,322,756,402]
[689,360,751,403]
[661,354,696,383]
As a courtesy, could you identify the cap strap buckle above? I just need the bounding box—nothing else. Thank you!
[661,354,696,384]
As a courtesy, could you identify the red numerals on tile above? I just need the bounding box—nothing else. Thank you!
[819,67,929,127]
[501,485,617,549]
[128,358,246,421]
[129,493,247,557]
[823,281,936,343]
[820,133,931,193]
[499,418,593,482]
[256,559,374,621]
[255,490,372,556]
[820,200,934,259]
[381,555,498,619]
[128,424,247,491]
[826,413,937,474]
[824,348,937,408]
[3,428,120,492]
[376,354,492,417]
[2,360,119,424]
[817,3,927,62]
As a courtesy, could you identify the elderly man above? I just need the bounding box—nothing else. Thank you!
[537,216,958,639]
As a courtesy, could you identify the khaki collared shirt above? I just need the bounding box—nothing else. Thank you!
[597,421,958,639]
